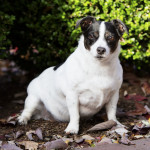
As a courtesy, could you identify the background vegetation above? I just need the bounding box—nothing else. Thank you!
[0,0,150,71]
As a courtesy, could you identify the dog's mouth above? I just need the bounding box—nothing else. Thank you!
[96,55,105,59]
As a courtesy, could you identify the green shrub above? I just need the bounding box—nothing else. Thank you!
[0,11,15,58]
[0,0,150,71]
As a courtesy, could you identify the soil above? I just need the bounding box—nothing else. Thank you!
[0,60,150,149]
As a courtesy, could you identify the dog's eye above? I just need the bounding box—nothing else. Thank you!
[88,34,94,40]
[107,35,114,41]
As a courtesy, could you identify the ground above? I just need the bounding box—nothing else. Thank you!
[0,60,150,149]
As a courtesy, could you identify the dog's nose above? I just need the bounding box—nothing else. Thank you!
[97,47,106,55]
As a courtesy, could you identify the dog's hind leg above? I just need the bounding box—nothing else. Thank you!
[18,95,40,125]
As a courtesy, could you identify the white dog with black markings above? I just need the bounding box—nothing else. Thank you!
[18,16,129,134]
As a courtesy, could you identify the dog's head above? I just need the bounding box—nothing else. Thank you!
[76,16,129,60]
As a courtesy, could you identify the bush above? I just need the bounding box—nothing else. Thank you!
[0,0,150,71]
[0,11,15,58]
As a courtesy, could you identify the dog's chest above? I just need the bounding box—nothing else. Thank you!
[76,75,120,114]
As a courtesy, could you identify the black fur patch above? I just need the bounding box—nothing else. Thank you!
[83,21,101,50]
[53,62,64,71]
[104,22,120,53]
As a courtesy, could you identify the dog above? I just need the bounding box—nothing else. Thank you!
[18,16,129,134]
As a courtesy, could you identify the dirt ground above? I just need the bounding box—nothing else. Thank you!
[0,60,150,149]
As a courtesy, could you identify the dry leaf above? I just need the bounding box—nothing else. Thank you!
[62,137,73,144]
[26,130,35,141]
[85,139,92,145]
[120,133,133,145]
[87,120,117,132]
[141,81,150,96]
[15,130,24,139]
[126,102,147,116]
[132,121,150,135]
[112,139,119,143]
[74,136,84,144]
[0,114,19,126]
[1,142,22,150]
[124,94,147,101]
[35,128,43,140]
[42,139,67,150]
[144,105,150,114]
[134,135,144,139]
[96,137,112,146]
[18,141,38,150]
[109,127,129,137]
[82,135,95,141]
[7,113,19,125]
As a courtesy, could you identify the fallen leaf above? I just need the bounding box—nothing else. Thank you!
[5,134,13,139]
[134,135,144,139]
[15,130,24,139]
[42,139,67,150]
[1,142,22,150]
[132,121,150,135]
[62,137,73,144]
[85,139,92,145]
[141,81,150,96]
[112,139,119,143]
[87,120,117,132]
[26,130,35,141]
[7,121,16,126]
[141,120,150,127]
[18,141,38,150]
[109,126,129,136]
[7,113,19,125]
[74,136,84,144]
[126,102,147,116]
[35,128,43,140]
[26,128,43,141]
[96,137,112,146]
[120,133,133,145]
[124,94,147,101]
[0,114,19,126]
[95,136,101,142]
[144,105,150,114]
[82,135,95,141]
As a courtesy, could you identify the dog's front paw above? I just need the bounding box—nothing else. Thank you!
[116,121,126,128]
[17,115,28,125]
[113,119,125,128]
[64,123,79,134]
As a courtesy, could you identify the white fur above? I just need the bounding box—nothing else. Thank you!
[18,22,123,134]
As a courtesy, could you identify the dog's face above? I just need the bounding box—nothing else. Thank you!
[76,16,129,60]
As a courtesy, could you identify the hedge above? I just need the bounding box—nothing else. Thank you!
[0,11,15,58]
[0,0,150,71]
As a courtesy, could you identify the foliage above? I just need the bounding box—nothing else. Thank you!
[0,0,150,70]
[0,11,15,58]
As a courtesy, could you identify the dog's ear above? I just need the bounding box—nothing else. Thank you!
[75,16,96,32]
[111,19,129,37]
